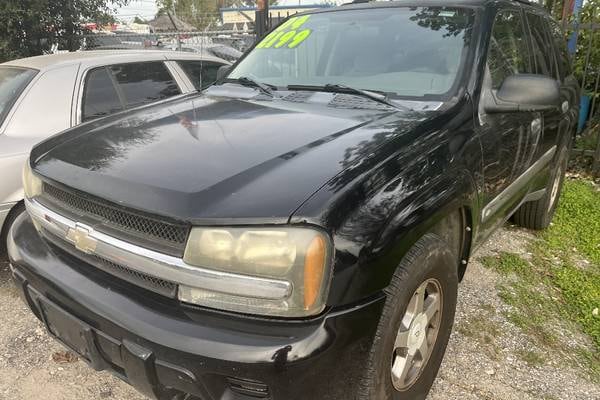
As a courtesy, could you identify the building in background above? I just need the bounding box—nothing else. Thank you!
[220,4,332,31]
[148,15,198,32]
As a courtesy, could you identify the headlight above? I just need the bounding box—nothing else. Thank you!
[23,159,42,199]
[180,227,332,317]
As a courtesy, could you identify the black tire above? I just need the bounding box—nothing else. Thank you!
[0,202,25,259]
[359,234,458,400]
[512,146,569,230]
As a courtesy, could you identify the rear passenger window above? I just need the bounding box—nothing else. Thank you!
[82,62,182,122]
[109,62,181,108]
[488,11,530,89]
[526,13,556,79]
[82,67,123,122]
[178,61,222,90]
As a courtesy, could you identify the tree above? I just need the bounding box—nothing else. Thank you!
[544,0,565,20]
[572,0,600,124]
[156,0,219,30]
[155,0,278,31]
[0,0,128,62]
[573,1,600,91]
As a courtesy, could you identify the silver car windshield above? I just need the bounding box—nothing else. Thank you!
[229,7,475,99]
[0,67,38,127]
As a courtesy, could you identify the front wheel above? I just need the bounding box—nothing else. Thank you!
[359,234,458,400]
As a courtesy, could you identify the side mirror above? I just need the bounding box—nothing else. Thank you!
[484,74,560,113]
[217,65,231,82]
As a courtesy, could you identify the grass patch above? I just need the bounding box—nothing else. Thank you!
[553,264,600,347]
[457,313,500,339]
[481,252,532,278]
[545,180,600,266]
[541,180,600,349]
[457,311,502,360]
[516,349,545,367]
[497,282,560,347]
[481,179,600,380]
[574,128,598,152]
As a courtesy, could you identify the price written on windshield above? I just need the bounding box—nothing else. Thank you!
[256,15,312,49]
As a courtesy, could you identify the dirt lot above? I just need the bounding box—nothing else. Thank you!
[1,226,598,400]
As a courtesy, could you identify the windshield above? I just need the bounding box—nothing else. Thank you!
[229,7,475,99]
[0,67,37,127]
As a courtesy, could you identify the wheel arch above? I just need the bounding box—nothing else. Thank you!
[374,170,477,280]
[0,200,25,255]
[326,171,478,307]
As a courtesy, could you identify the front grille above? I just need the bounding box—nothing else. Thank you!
[39,182,190,257]
[42,227,178,298]
[91,255,177,297]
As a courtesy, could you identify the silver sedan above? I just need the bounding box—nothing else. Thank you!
[0,50,229,254]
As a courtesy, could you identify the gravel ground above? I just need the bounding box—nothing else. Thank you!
[1,226,598,400]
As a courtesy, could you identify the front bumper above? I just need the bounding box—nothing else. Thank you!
[8,213,385,400]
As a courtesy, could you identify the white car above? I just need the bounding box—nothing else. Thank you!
[0,50,229,255]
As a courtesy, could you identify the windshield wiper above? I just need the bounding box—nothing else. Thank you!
[226,76,275,96]
[287,84,410,111]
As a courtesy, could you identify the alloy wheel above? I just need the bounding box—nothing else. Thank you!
[390,278,443,391]
[548,169,562,213]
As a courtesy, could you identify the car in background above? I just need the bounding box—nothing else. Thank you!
[85,31,164,50]
[175,43,243,62]
[0,50,229,256]
[114,30,164,48]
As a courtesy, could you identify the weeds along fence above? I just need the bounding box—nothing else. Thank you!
[570,9,600,175]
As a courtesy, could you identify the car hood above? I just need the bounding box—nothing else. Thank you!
[31,87,443,223]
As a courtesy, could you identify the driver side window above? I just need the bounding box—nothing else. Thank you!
[488,10,531,89]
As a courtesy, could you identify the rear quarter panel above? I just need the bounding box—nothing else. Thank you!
[3,64,78,138]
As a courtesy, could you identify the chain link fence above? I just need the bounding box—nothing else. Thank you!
[80,9,305,61]
[82,30,256,62]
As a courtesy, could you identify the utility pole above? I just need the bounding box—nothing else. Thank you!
[565,0,584,55]
[166,11,181,51]
[256,0,269,39]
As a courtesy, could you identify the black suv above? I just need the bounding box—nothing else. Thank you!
[8,1,579,399]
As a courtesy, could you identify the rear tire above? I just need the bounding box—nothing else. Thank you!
[512,146,568,230]
[359,234,458,400]
[0,202,25,259]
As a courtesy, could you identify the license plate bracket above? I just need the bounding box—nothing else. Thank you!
[38,299,102,368]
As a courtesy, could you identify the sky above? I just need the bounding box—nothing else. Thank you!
[115,0,342,22]
[116,0,158,22]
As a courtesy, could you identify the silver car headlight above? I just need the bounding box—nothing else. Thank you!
[180,227,333,317]
[23,159,42,199]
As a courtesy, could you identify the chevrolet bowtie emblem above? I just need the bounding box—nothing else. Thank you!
[66,224,97,254]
